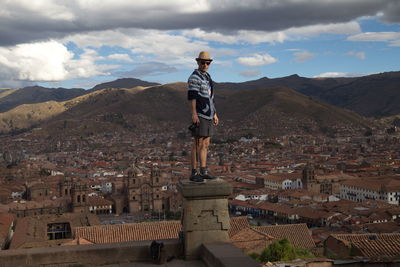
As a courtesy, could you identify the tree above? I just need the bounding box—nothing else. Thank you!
[258,238,314,263]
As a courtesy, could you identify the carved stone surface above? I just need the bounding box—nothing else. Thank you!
[178,178,232,259]
[183,199,230,231]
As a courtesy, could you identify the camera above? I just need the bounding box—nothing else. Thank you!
[188,123,198,132]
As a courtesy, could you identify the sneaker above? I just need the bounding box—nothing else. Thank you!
[189,172,204,183]
[199,169,216,179]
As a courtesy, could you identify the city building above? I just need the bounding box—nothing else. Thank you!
[340,177,400,204]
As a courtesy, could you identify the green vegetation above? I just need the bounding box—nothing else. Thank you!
[250,238,314,263]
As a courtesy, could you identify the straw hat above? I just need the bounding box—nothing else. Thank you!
[196,51,213,61]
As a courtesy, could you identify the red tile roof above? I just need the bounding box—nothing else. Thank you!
[230,227,275,253]
[87,196,113,206]
[255,223,316,249]
[331,233,400,258]
[229,216,250,237]
[73,221,181,244]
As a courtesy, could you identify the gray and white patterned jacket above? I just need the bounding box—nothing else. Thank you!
[187,69,216,120]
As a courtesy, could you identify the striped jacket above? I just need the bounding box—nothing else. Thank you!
[187,69,216,120]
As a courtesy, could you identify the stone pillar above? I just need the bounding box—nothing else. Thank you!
[178,179,233,260]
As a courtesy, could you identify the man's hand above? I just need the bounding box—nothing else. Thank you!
[192,113,200,124]
[213,114,219,126]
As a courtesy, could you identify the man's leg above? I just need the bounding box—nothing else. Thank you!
[189,137,203,182]
[191,137,199,170]
[198,137,210,168]
[198,137,215,179]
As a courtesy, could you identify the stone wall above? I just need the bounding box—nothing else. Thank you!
[0,239,181,267]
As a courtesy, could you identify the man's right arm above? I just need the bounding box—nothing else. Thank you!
[188,75,201,124]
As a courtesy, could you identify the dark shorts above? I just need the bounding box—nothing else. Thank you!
[191,117,214,137]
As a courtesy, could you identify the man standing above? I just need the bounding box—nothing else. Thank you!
[187,51,219,182]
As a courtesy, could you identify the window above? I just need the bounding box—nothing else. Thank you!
[47,223,71,240]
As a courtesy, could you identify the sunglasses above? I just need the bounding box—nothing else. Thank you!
[199,60,211,66]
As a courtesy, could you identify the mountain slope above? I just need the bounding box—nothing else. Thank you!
[0,101,66,133]
[0,78,159,113]
[218,86,372,137]
[318,72,400,118]
[5,82,373,138]
[0,86,86,112]
[90,78,160,91]
[215,75,357,96]
[216,71,400,118]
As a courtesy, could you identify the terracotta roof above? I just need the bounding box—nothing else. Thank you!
[363,222,400,233]
[61,237,94,246]
[9,213,99,249]
[331,233,400,258]
[230,227,275,253]
[254,223,315,249]
[73,221,181,244]
[263,173,301,182]
[87,196,113,206]
[229,216,250,237]
[341,177,400,192]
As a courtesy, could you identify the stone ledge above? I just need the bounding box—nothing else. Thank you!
[0,239,182,267]
[178,179,232,199]
[200,242,259,267]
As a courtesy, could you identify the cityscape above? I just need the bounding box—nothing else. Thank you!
[0,82,399,265]
[1,1,400,266]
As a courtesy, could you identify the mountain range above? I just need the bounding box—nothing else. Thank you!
[215,71,400,118]
[0,72,398,137]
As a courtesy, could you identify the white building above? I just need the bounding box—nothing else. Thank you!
[340,178,400,205]
[234,189,269,201]
[258,173,303,190]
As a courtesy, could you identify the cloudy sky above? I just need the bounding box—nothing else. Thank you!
[0,0,399,89]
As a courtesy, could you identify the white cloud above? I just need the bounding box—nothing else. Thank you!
[389,40,400,47]
[292,50,316,62]
[347,32,400,46]
[0,0,395,46]
[240,69,261,78]
[0,41,118,83]
[182,28,287,44]
[61,29,212,65]
[285,21,361,36]
[107,53,133,62]
[237,53,277,66]
[0,41,71,81]
[66,48,119,79]
[119,62,178,78]
[2,0,75,21]
[314,72,363,78]
[346,51,366,59]
[182,22,361,45]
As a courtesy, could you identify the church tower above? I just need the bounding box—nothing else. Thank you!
[151,166,163,212]
[127,161,143,213]
[302,163,316,190]
[59,177,73,197]
[72,181,88,213]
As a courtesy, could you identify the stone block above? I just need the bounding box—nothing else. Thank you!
[178,178,232,260]
[185,231,229,260]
